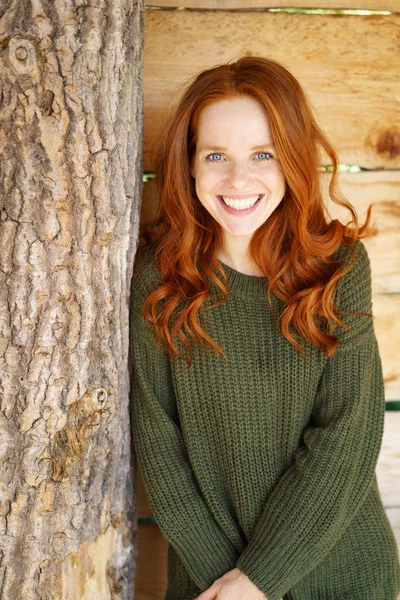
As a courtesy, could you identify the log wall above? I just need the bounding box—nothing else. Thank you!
[135,4,400,598]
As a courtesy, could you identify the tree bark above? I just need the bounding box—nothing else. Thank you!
[0,1,144,598]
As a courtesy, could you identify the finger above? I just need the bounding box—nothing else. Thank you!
[194,584,219,600]
[194,591,217,600]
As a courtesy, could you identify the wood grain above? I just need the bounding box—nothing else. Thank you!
[146,1,398,10]
[373,295,400,402]
[321,171,400,294]
[386,509,400,558]
[144,10,400,170]
[135,521,168,599]
[377,412,400,508]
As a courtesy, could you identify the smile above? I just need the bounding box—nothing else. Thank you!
[217,194,263,213]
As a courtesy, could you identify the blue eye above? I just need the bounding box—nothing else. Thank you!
[256,152,274,161]
[205,151,273,162]
[206,153,224,162]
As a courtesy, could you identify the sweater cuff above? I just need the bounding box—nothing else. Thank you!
[236,552,285,600]
[169,522,239,590]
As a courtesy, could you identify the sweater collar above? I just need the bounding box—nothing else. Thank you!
[215,259,269,296]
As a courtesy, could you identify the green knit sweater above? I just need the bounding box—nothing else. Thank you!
[130,240,400,600]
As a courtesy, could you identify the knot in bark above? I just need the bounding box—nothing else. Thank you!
[9,38,36,75]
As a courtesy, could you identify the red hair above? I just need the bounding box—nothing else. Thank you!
[136,56,375,368]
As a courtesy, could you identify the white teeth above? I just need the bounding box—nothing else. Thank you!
[222,195,260,210]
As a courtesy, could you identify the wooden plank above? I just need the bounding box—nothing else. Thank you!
[144,11,400,170]
[137,463,153,519]
[386,509,400,600]
[386,509,400,556]
[134,522,168,599]
[321,171,400,294]
[377,412,400,508]
[147,1,398,10]
[385,508,400,600]
[373,296,400,402]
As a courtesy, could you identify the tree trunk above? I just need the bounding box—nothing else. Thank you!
[0,1,144,598]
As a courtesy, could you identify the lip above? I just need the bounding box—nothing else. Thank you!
[217,194,264,215]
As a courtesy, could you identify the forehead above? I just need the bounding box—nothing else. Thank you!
[196,96,273,146]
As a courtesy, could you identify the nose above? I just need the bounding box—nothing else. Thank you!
[225,161,251,188]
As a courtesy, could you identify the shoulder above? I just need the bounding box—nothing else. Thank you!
[332,238,369,270]
[330,239,374,345]
[333,239,372,310]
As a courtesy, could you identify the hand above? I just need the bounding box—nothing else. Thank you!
[194,568,268,599]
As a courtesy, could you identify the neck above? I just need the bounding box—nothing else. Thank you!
[216,236,264,277]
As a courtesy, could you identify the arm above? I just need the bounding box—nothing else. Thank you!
[129,260,239,591]
[235,240,385,600]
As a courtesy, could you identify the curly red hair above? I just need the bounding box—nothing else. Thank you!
[136,56,375,368]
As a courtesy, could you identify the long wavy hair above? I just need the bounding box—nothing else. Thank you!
[136,56,375,368]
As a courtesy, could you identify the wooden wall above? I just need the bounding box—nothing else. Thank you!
[135,2,400,598]
[149,0,398,8]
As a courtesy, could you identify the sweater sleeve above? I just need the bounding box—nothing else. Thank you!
[235,240,386,600]
[129,257,239,591]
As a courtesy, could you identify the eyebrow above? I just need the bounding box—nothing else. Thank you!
[199,143,275,152]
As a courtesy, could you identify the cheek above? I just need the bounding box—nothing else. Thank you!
[266,168,286,191]
[196,169,222,191]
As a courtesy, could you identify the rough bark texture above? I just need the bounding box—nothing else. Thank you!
[0,1,144,598]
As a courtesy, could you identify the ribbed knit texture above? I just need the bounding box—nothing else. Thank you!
[130,240,400,600]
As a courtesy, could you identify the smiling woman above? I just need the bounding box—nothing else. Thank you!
[130,56,400,600]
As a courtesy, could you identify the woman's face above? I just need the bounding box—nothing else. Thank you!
[190,95,286,243]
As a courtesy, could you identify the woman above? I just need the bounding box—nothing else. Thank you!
[130,56,400,600]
